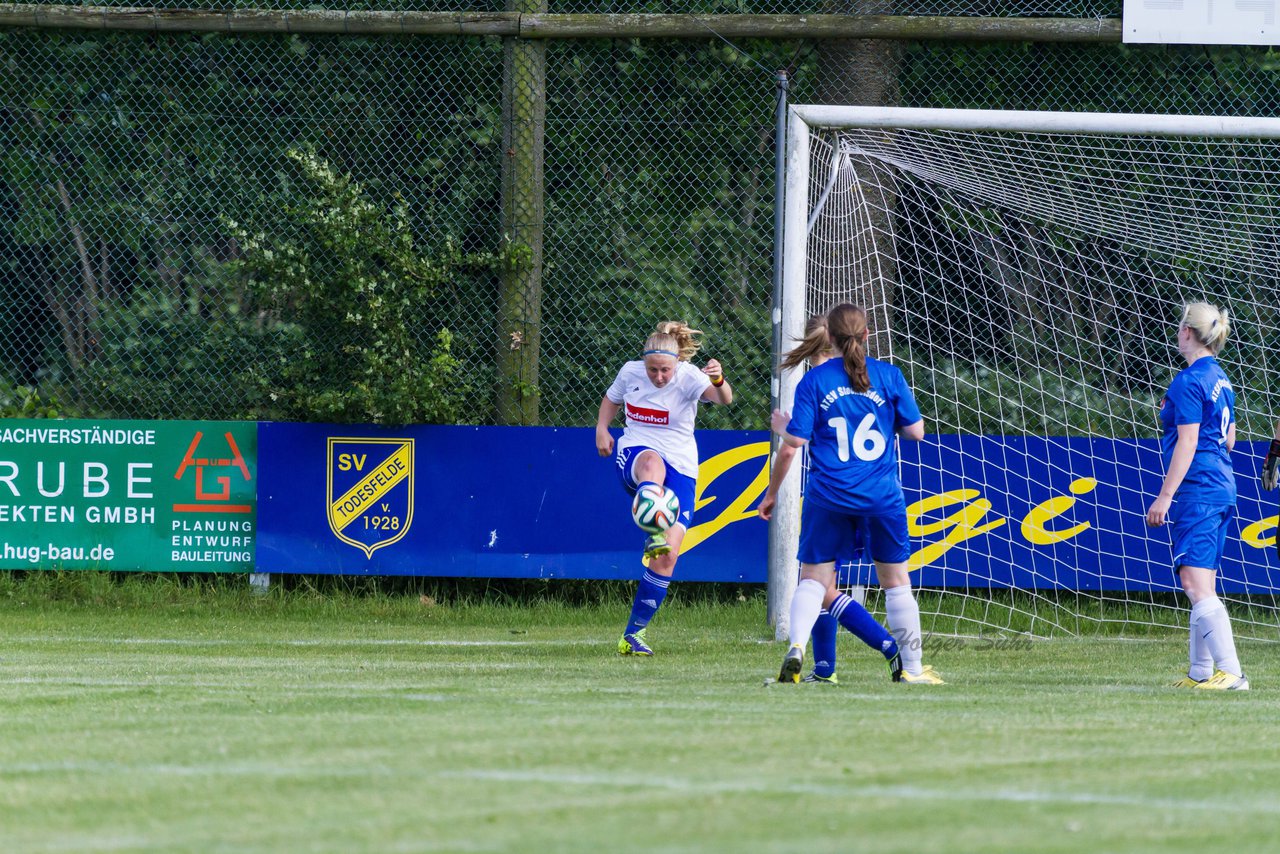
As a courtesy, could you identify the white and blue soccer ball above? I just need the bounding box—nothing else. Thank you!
[631,483,680,534]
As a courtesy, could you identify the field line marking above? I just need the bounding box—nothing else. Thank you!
[3,636,593,648]
[442,769,1280,815]
[6,762,1276,817]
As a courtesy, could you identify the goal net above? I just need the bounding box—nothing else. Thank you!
[771,106,1280,641]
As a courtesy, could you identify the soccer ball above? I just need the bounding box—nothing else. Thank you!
[631,483,681,534]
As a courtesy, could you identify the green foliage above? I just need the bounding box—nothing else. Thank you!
[541,38,784,428]
[227,149,493,425]
[0,31,503,423]
[9,30,1280,431]
[76,292,271,420]
[0,384,71,419]
[904,351,1159,437]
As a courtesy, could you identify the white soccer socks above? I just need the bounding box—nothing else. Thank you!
[884,584,924,676]
[1191,596,1242,679]
[788,578,827,652]
[1186,602,1214,682]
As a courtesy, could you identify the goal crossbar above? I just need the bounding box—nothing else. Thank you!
[790,105,1280,139]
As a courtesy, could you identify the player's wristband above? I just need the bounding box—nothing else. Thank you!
[1269,439,1280,461]
[711,375,725,387]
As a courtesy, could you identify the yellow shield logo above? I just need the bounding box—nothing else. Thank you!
[326,437,414,558]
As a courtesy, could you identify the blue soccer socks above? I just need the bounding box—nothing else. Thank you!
[829,592,899,661]
[625,570,671,637]
[810,609,837,679]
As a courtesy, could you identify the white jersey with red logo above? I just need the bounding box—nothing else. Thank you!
[606,360,712,480]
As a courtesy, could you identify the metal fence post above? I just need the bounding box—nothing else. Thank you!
[767,68,790,636]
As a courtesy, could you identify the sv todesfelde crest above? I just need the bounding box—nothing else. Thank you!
[327,437,414,558]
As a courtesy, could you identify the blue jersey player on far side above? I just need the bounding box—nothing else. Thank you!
[1146,301,1248,690]
[772,303,943,685]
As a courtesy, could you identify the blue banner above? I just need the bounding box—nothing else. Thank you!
[902,435,1277,593]
[256,424,1280,589]
[256,424,769,582]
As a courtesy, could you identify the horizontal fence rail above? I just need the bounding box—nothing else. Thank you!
[0,6,1123,41]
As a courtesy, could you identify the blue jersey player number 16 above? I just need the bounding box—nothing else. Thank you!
[769,303,944,686]
[830,413,886,461]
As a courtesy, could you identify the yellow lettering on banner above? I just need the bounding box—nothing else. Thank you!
[1240,515,1279,549]
[665,439,1280,571]
[907,489,1006,571]
[1021,477,1098,545]
[337,453,367,472]
[330,445,410,531]
[681,442,771,555]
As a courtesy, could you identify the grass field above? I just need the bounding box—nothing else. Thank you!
[2,575,1278,853]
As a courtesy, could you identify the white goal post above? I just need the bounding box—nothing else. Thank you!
[770,105,1280,641]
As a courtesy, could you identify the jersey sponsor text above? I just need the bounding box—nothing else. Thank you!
[626,403,670,425]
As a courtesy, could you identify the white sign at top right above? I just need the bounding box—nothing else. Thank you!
[1124,0,1279,44]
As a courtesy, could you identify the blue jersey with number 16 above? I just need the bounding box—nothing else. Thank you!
[786,356,922,516]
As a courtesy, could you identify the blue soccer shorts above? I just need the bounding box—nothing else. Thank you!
[615,445,696,530]
[1170,501,1234,572]
[797,501,911,566]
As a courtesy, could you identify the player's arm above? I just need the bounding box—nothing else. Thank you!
[700,359,733,405]
[596,397,621,457]
[770,408,807,448]
[758,440,799,521]
[894,371,925,442]
[898,419,925,441]
[1146,422,1198,527]
[1261,419,1280,490]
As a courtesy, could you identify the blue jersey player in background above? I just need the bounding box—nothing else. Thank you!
[771,303,944,685]
[760,313,902,684]
[1146,301,1248,690]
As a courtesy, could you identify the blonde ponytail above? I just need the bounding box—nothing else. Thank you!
[644,321,703,362]
[1182,302,1231,354]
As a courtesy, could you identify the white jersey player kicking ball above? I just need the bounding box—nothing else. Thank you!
[595,321,733,656]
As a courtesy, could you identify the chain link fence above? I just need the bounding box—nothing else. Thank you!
[3,5,1278,428]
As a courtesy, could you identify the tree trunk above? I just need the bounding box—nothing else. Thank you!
[814,0,901,360]
[50,174,100,368]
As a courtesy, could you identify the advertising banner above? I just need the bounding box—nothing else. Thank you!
[1124,0,1280,46]
[256,423,767,582]
[903,435,1277,593]
[7,418,1277,589]
[0,421,257,571]
[258,424,1280,591]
